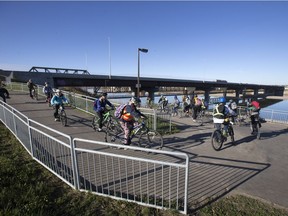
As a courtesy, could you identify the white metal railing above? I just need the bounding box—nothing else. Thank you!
[237,106,288,125]
[6,82,172,133]
[0,100,189,214]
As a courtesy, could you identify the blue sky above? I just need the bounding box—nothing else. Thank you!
[0,1,287,85]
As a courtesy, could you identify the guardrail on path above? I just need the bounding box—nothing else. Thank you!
[0,100,189,214]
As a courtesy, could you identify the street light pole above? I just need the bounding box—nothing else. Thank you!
[137,48,148,98]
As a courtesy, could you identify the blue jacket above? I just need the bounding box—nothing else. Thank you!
[94,98,114,112]
[51,94,68,106]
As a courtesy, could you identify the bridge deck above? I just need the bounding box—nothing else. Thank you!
[4,91,288,210]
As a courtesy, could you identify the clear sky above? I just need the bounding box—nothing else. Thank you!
[0,1,287,86]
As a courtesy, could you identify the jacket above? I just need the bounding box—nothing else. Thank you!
[51,94,68,106]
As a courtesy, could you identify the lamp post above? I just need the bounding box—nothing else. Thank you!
[137,48,148,98]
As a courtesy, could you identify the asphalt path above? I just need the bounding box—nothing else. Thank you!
[5,91,288,210]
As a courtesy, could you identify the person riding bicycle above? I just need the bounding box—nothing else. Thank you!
[248,100,262,134]
[158,95,168,111]
[213,97,230,137]
[183,96,191,115]
[27,79,37,99]
[192,94,203,121]
[93,92,114,132]
[0,87,10,103]
[120,96,146,146]
[227,99,238,123]
[43,82,53,103]
[50,89,69,121]
[172,95,180,116]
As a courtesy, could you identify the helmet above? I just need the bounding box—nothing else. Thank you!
[219,97,226,103]
[56,89,61,95]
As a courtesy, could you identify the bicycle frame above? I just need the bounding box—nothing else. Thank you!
[211,121,235,151]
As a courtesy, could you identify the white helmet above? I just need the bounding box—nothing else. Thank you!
[56,89,61,95]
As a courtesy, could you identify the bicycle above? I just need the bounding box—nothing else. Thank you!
[249,111,261,140]
[192,108,210,126]
[91,108,118,132]
[55,104,67,126]
[105,118,163,149]
[31,87,38,100]
[211,119,235,151]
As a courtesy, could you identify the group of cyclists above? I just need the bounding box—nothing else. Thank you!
[27,79,68,121]
[93,93,146,146]
[213,96,261,137]
[24,79,262,147]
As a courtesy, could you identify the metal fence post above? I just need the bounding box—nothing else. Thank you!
[153,109,157,130]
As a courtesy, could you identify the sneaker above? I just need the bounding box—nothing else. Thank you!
[98,128,103,132]
[55,118,60,121]
[192,119,196,122]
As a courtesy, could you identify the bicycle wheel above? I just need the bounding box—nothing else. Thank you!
[139,130,163,149]
[91,116,100,131]
[211,130,223,151]
[105,126,124,144]
[60,110,67,126]
[194,113,203,126]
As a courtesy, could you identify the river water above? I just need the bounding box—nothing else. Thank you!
[109,94,288,112]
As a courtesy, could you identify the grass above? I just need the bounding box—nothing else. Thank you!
[1,123,288,216]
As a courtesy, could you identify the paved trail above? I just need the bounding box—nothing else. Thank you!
[5,92,288,210]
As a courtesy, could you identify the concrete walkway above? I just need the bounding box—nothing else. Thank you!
[4,91,288,210]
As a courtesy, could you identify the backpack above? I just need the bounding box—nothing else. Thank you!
[251,101,260,109]
[114,104,126,119]
[93,99,99,111]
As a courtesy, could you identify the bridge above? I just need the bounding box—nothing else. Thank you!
[1,88,288,214]
[0,67,285,101]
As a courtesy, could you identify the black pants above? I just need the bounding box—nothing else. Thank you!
[54,104,60,118]
[0,93,6,103]
[97,111,104,129]
[192,106,201,119]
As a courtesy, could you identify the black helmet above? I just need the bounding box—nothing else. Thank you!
[100,92,107,97]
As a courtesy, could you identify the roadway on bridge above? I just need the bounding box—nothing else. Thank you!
[5,91,288,210]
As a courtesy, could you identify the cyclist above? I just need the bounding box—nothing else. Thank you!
[192,94,202,121]
[172,95,180,116]
[50,89,69,121]
[120,97,146,146]
[146,95,152,108]
[213,97,230,137]
[27,79,37,99]
[42,82,53,103]
[93,92,114,132]
[248,100,262,134]
[0,87,10,103]
[227,99,238,123]
[0,81,6,87]
[158,95,168,111]
[183,96,191,115]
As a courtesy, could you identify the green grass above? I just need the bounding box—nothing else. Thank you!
[1,123,288,216]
